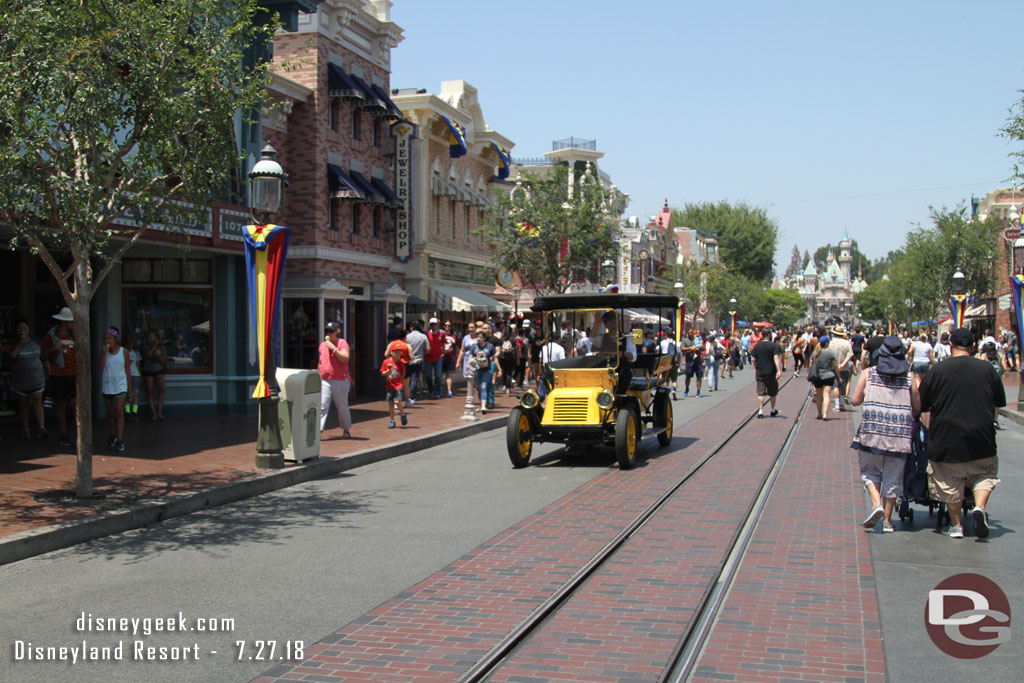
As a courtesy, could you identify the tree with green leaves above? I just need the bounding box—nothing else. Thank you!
[854,277,893,323]
[0,0,274,497]
[478,164,621,294]
[763,288,807,328]
[670,201,779,283]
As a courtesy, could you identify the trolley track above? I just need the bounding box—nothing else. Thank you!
[459,376,812,683]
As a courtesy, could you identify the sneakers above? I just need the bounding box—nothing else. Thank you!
[971,508,989,538]
[696,392,704,398]
[882,522,895,533]
[36,427,48,439]
[672,391,678,401]
[480,405,487,415]
[388,419,396,429]
[757,412,764,419]
[401,414,408,426]
[407,398,417,406]
[862,506,884,528]
[683,392,689,398]
[58,435,73,447]
[447,391,453,398]
[108,434,117,449]
[114,439,125,452]
[770,409,779,417]
[944,525,964,539]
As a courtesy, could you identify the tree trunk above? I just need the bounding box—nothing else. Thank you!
[72,293,94,499]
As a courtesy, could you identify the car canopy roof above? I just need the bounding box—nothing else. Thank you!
[530,293,679,312]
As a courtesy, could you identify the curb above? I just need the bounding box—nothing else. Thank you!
[999,406,1024,428]
[0,413,508,568]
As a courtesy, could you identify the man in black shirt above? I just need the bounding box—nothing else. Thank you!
[863,328,885,367]
[850,325,865,361]
[750,332,782,418]
[912,327,1006,539]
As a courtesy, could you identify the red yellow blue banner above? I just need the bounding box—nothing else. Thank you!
[949,293,969,330]
[1011,274,1024,358]
[675,302,685,344]
[244,224,291,398]
[729,310,736,336]
[442,116,467,158]
[491,142,512,179]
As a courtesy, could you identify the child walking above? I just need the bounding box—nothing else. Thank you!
[123,334,142,422]
[380,347,408,428]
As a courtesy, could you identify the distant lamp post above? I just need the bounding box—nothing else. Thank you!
[512,285,521,315]
[950,270,967,330]
[246,144,291,469]
[602,259,615,286]
[674,281,685,341]
[1012,238,1024,410]
[729,297,737,336]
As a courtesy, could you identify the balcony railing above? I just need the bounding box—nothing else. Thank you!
[552,137,596,151]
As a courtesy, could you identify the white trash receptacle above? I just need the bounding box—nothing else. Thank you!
[275,368,321,462]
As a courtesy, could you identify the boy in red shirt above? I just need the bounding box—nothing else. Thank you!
[380,347,408,428]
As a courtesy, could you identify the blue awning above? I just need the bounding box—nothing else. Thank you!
[348,170,385,203]
[327,164,363,199]
[370,176,404,208]
[441,116,467,158]
[370,83,403,120]
[349,74,386,113]
[327,64,364,101]
[491,142,511,179]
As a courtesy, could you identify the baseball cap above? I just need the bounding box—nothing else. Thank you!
[325,321,341,333]
[949,327,975,348]
[429,317,439,324]
[522,319,530,326]
[818,335,830,345]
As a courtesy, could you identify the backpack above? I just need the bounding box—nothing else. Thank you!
[713,342,723,360]
[501,339,514,356]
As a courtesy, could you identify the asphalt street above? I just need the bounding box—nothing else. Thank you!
[0,371,753,683]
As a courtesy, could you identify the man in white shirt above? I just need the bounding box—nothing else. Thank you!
[576,328,593,356]
[660,331,681,399]
[537,336,566,403]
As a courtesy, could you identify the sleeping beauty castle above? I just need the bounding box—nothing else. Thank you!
[790,230,868,325]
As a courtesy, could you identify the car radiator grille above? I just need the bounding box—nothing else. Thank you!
[550,397,590,423]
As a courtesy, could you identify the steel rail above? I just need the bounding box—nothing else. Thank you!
[660,384,814,682]
[458,375,799,683]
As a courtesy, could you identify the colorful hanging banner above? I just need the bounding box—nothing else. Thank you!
[441,116,467,158]
[491,142,511,179]
[729,310,736,336]
[244,224,291,399]
[949,293,969,330]
[888,319,896,336]
[675,302,685,344]
[1012,274,1024,358]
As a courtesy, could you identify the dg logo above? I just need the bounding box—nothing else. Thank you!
[925,573,1011,658]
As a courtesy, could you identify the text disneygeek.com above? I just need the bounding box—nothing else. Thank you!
[11,612,303,664]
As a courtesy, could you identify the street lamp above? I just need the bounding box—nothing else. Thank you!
[950,269,967,331]
[1013,238,1024,411]
[512,285,521,315]
[248,144,288,469]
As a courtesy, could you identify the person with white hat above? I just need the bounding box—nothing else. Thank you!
[40,307,78,447]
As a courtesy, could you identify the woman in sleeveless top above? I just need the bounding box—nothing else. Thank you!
[97,326,134,452]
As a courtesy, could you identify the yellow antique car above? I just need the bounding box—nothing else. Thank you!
[506,293,679,469]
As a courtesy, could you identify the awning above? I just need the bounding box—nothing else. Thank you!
[348,170,385,203]
[349,74,386,113]
[430,284,512,312]
[964,304,988,318]
[327,164,363,199]
[370,176,403,208]
[491,142,511,179]
[625,308,670,326]
[327,64,364,101]
[370,83,403,120]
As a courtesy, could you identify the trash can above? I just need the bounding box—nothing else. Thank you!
[275,368,321,462]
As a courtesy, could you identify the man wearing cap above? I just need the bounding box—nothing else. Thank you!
[41,307,78,447]
[425,317,445,400]
[829,324,854,412]
[912,328,1006,539]
[750,328,782,418]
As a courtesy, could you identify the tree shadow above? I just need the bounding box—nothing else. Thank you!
[56,473,380,564]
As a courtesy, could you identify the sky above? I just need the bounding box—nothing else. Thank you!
[388,0,1023,275]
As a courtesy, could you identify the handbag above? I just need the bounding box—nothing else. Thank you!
[806,361,819,382]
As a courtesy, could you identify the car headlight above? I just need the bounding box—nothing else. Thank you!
[520,390,539,409]
[596,390,614,409]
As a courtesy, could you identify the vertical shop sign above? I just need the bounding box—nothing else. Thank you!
[392,121,415,262]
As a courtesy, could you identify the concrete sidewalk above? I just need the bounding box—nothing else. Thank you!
[0,385,522,566]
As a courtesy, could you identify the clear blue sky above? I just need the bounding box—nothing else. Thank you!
[389,0,1023,274]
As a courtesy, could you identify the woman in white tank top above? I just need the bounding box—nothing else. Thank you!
[97,326,134,452]
[909,334,933,376]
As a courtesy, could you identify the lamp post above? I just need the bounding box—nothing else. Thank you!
[674,281,684,341]
[729,297,737,337]
[248,144,288,469]
[512,285,521,315]
[1012,237,1024,411]
[951,269,966,329]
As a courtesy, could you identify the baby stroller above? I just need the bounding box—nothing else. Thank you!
[898,420,973,530]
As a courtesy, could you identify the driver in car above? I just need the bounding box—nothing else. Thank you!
[591,310,636,394]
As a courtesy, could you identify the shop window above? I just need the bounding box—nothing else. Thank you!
[372,118,381,147]
[123,258,211,284]
[351,110,360,140]
[123,289,213,373]
[327,199,337,231]
[373,205,381,237]
[328,100,338,131]
[351,203,360,234]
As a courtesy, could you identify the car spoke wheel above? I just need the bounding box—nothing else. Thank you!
[615,407,639,469]
[657,398,673,447]
[506,407,533,468]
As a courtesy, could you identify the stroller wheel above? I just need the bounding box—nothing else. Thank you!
[907,508,914,523]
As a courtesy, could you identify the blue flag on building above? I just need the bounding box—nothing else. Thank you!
[442,116,467,158]
[491,142,511,179]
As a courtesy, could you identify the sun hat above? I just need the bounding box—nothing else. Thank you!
[831,324,848,337]
[53,307,74,321]
[874,335,910,376]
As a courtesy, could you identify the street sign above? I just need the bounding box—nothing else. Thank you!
[1004,226,1020,241]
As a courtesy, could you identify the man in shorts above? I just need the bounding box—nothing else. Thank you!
[41,307,78,447]
[680,331,703,398]
[750,329,782,418]
[912,328,1006,539]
